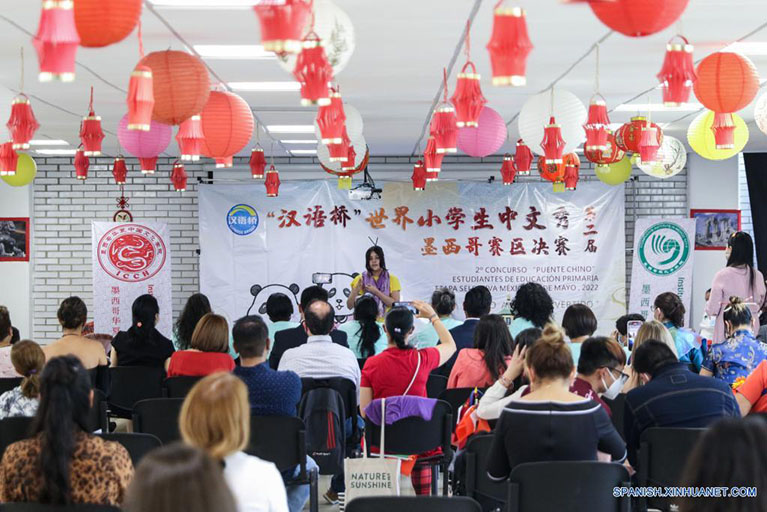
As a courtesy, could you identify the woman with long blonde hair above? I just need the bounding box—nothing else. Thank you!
[622,321,677,393]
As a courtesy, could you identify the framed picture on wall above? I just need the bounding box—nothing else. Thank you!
[0,218,29,262]
[690,209,741,251]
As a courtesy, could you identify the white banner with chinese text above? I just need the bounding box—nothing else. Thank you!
[629,218,695,325]
[92,222,173,337]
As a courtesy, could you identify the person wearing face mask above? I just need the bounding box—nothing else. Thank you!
[570,337,628,416]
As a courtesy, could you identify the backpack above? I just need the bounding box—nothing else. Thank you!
[298,387,347,475]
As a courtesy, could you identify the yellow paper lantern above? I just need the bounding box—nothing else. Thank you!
[1,153,36,187]
[687,110,748,160]
[595,156,631,185]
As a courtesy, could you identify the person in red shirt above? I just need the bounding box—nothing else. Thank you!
[359,300,456,495]
[166,313,235,377]
[447,314,513,389]
[735,359,767,415]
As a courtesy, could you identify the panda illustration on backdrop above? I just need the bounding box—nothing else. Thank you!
[318,272,360,324]
[246,283,300,319]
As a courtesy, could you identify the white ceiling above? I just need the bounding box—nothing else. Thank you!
[0,0,766,159]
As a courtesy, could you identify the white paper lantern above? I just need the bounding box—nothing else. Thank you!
[277,0,355,75]
[314,103,363,141]
[518,89,587,157]
[755,93,767,136]
[317,135,366,170]
[637,135,686,179]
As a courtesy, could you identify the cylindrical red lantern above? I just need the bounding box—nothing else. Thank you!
[293,34,332,107]
[564,154,580,190]
[74,148,89,180]
[253,0,312,56]
[412,160,427,191]
[657,36,696,107]
[431,105,458,154]
[589,0,690,37]
[328,133,350,163]
[200,91,255,161]
[80,87,104,156]
[341,145,357,172]
[74,0,142,48]
[616,117,663,153]
[112,156,127,184]
[694,52,760,113]
[515,139,533,175]
[215,156,233,168]
[585,130,625,165]
[638,123,660,163]
[0,143,19,177]
[452,61,486,128]
[170,161,188,192]
[584,95,609,151]
[33,0,80,82]
[138,157,157,174]
[486,5,533,87]
[127,64,154,131]
[249,146,266,178]
[176,115,204,161]
[7,95,40,150]
[424,136,444,177]
[500,153,516,185]
[541,117,566,164]
[316,89,346,144]
[265,165,280,197]
[139,50,210,126]
[712,112,736,150]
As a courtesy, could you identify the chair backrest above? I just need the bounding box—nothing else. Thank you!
[464,434,506,510]
[0,378,23,395]
[98,432,162,466]
[346,496,481,512]
[107,366,166,414]
[507,461,630,512]
[164,376,202,398]
[132,398,184,445]
[602,394,626,440]
[0,416,34,458]
[437,387,479,431]
[247,415,306,473]
[364,399,452,456]
[300,377,359,442]
[426,373,448,399]
[638,427,707,510]
[87,389,108,433]
[0,504,121,512]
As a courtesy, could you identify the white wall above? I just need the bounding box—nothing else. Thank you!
[0,183,32,338]
[687,153,739,329]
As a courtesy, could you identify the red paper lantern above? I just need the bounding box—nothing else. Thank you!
[452,61,487,128]
[215,156,233,168]
[538,153,578,184]
[638,123,660,163]
[585,130,625,165]
[563,160,579,191]
[541,116,565,164]
[424,136,444,179]
[328,133,350,163]
[80,88,104,156]
[33,0,80,82]
[486,5,533,87]
[139,50,210,126]
[342,145,357,172]
[74,148,89,180]
[139,157,157,174]
[515,139,533,175]
[253,0,311,56]
[589,0,689,37]
[170,161,188,192]
[74,0,142,48]
[0,143,18,177]
[265,164,280,197]
[616,117,663,153]
[176,115,204,161]
[127,64,154,131]
[584,96,609,151]
[200,91,255,160]
[112,156,127,184]
[293,34,332,107]
[431,105,458,154]
[500,153,516,185]
[249,146,266,179]
[657,36,696,107]
[316,89,346,144]
[7,95,40,150]
[712,112,735,150]
[694,52,760,113]
[412,160,427,191]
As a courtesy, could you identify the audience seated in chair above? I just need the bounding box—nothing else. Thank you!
[111,294,174,369]
[0,340,44,420]
[44,297,108,370]
[412,288,462,349]
[561,304,598,368]
[0,355,133,505]
[173,293,212,351]
[622,320,677,393]
[339,295,387,359]
[264,293,300,354]
[165,313,234,377]
[448,314,512,389]
[180,372,288,512]
[508,283,553,338]
[0,306,17,378]
[438,286,492,377]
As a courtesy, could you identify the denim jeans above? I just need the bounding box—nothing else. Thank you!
[281,455,318,512]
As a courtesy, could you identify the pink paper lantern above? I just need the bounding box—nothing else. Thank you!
[456,107,508,158]
[117,114,172,171]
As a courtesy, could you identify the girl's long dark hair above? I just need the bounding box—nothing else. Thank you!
[174,293,212,350]
[32,356,92,504]
[130,294,159,341]
[354,296,381,358]
[727,231,757,293]
[365,246,387,273]
[385,307,414,350]
[474,314,514,381]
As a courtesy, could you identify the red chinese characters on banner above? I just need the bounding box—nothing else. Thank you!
[422,237,438,256]
[524,207,546,230]
[393,206,414,231]
[472,208,494,230]
[499,207,518,230]
[555,236,570,256]
[532,237,549,255]
[445,207,467,230]
[553,207,570,229]
[510,237,526,255]
[366,208,389,229]
[583,206,598,252]
[278,209,301,228]
[442,238,461,255]
[330,205,351,227]
[304,205,327,227]
[110,286,120,335]
[466,237,482,256]
[417,209,442,227]
[489,236,503,256]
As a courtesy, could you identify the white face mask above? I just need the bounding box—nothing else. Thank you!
[600,368,626,400]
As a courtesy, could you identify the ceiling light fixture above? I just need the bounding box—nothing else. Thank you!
[290,149,318,155]
[228,82,301,92]
[267,125,315,133]
[36,148,77,155]
[724,42,767,56]
[148,0,258,9]
[194,45,276,60]
[614,103,702,112]
[29,139,69,146]
[280,139,318,144]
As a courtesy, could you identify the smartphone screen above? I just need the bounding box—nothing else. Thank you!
[393,301,417,315]
[627,320,642,351]
[312,273,333,285]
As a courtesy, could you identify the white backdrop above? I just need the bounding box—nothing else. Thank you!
[199,181,626,331]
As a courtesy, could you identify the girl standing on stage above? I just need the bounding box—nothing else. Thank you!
[347,246,401,320]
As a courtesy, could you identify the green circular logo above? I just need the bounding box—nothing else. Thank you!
[637,222,690,276]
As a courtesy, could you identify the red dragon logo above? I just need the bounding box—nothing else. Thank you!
[97,225,166,283]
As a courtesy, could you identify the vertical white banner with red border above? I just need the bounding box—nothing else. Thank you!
[92,222,173,338]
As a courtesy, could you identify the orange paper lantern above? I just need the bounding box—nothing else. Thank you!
[589,0,689,37]
[74,0,142,48]
[139,50,210,125]
[693,52,760,113]
[200,91,255,160]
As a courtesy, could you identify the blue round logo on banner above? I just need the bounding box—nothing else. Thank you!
[227,204,259,236]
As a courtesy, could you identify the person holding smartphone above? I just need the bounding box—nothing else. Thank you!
[347,246,401,320]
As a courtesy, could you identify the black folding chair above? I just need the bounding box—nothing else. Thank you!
[464,434,506,512]
[248,415,319,512]
[107,366,166,419]
[132,398,184,445]
[0,505,120,512]
[345,496,481,512]
[603,394,626,440]
[88,366,111,397]
[88,389,109,433]
[507,461,631,512]
[98,432,162,466]
[638,428,707,511]
[164,376,202,398]
[364,399,453,496]
[426,373,448,399]
[0,416,34,458]
[437,387,481,432]
[0,378,22,395]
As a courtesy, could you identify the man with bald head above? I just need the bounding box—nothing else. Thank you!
[278,299,360,391]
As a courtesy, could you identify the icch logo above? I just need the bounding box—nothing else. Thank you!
[227,204,259,236]
[638,222,690,276]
